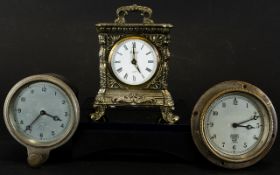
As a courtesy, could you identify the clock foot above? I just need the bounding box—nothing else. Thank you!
[27,150,49,168]
[160,106,180,124]
[91,105,107,121]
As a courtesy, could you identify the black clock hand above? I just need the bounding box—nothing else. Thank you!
[131,42,137,63]
[232,123,255,130]
[131,57,141,72]
[234,115,259,125]
[132,42,136,58]
[44,112,62,121]
[135,64,141,73]
[25,110,45,131]
[134,63,145,78]
[131,43,145,78]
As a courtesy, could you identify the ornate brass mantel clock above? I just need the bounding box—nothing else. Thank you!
[91,4,179,124]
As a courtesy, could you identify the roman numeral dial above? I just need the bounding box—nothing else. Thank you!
[110,37,158,85]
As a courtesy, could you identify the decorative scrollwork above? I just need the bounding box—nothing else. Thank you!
[91,105,107,121]
[94,92,105,104]
[148,72,164,89]
[107,73,120,88]
[146,34,169,47]
[160,106,179,124]
[98,34,106,45]
[111,93,156,105]
[106,34,122,48]
[92,5,179,123]
[114,4,154,24]
[99,46,107,89]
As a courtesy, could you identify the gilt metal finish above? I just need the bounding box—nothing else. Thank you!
[91,4,179,124]
[114,4,154,24]
[191,80,277,169]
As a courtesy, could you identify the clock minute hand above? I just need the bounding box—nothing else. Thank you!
[235,115,259,125]
[25,110,45,131]
[131,42,137,63]
[132,42,136,58]
[131,43,144,76]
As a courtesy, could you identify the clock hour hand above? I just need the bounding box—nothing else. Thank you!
[232,123,255,130]
[43,112,62,121]
[135,64,141,73]
[132,61,145,78]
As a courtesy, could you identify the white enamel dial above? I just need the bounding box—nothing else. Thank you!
[9,82,73,142]
[110,37,159,85]
[204,92,265,156]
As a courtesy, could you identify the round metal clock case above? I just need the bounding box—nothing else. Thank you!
[109,36,159,86]
[3,74,80,167]
[191,81,277,169]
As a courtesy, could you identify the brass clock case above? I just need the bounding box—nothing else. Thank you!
[191,80,277,169]
[91,4,179,124]
[3,74,80,167]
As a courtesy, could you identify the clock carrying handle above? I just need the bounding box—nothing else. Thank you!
[114,4,154,24]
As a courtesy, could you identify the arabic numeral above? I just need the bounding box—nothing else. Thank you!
[243,142,247,148]
[207,122,214,127]
[42,86,47,92]
[233,97,238,105]
[210,134,216,140]
[17,108,21,113]
[20,97,26,102]
[213,111,218,116]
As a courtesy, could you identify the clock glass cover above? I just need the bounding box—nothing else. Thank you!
[4,74,79,147]
[110,37,159,85]
[191,81,277,169]
[204,92,265,156]
[10,82,72,142]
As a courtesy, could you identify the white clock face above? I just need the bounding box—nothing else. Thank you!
[110,37,159,85]
[204,93,265,156]
[9,82,73,142]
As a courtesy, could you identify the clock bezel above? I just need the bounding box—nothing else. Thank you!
[191,80,277,169]
[108,36,160,88]
[202,92,267,158]
[3,74,80,149]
